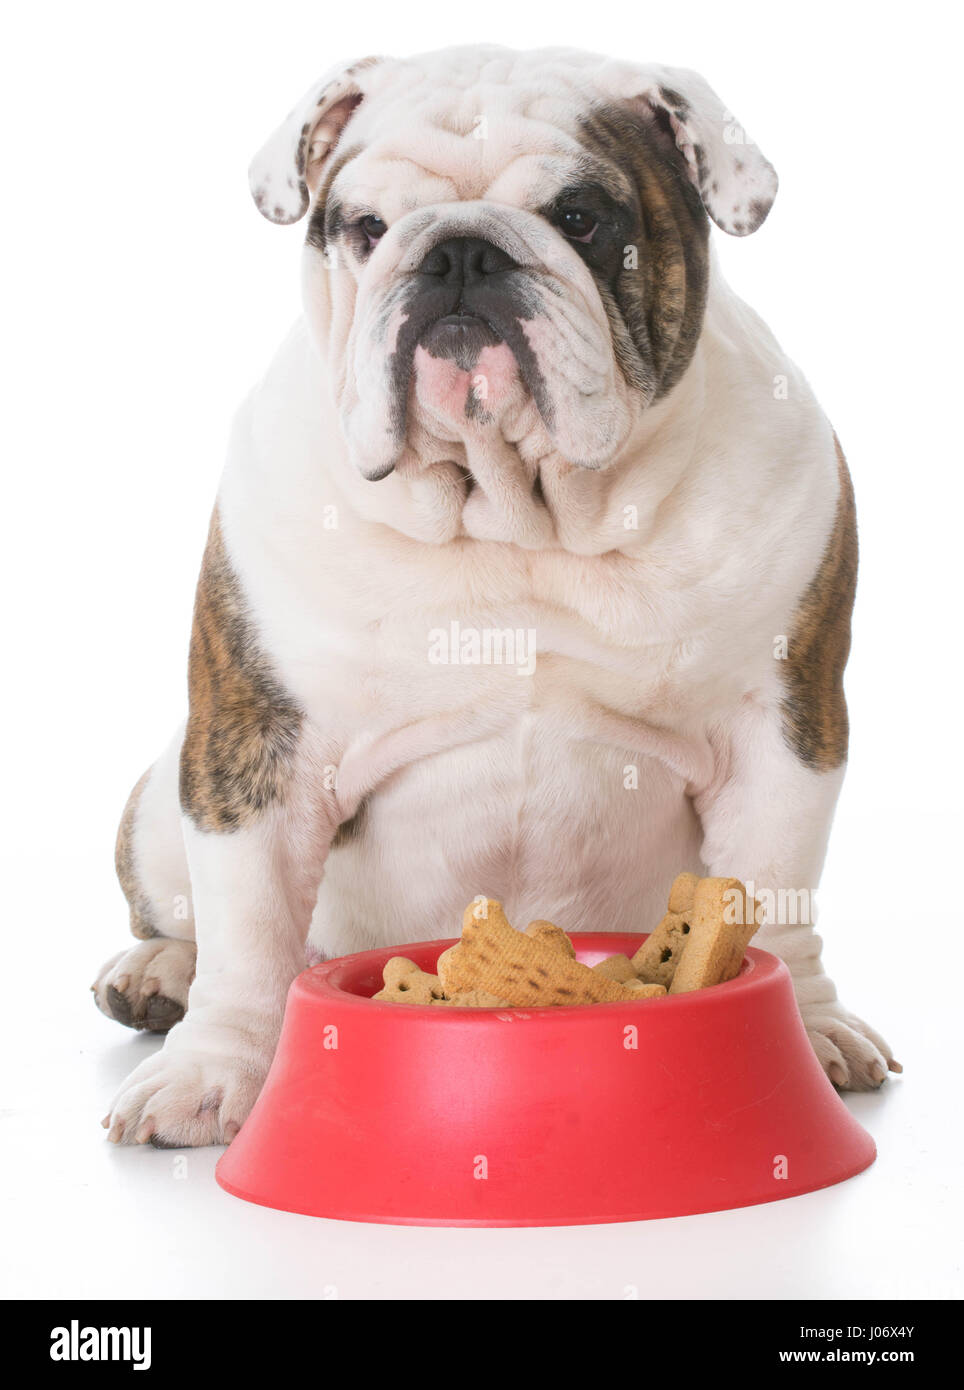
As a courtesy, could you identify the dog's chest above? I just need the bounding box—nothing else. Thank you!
[316,554,709,941]
[306,543,726,859]
[315,550,710,942]
[327,541,694,726]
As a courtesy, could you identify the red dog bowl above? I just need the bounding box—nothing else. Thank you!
[216,934,875,1225]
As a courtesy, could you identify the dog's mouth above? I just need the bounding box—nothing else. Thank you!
[393,281,552,435]
[418,309,503,370]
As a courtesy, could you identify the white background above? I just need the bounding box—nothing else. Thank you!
[1,0,961,1299]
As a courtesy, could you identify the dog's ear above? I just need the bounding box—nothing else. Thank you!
[249,56,386,224]
[599,62,778,235]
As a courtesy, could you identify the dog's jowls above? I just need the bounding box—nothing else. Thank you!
[94,45,896,1148]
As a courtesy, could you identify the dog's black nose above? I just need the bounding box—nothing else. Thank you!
[417,236,517,284]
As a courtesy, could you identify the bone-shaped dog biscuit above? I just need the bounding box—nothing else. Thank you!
[437,900,649,1006]
[632,873,760,991]
[372,956,446,1004]
[668,877,759,994]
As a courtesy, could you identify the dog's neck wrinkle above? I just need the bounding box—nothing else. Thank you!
[395,352,707,554]
[286,316,706,554]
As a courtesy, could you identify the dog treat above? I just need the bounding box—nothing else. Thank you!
[668,877,759,994]
[632,910,692,988]
[373,873,759,1008]
[591,953,638,983]
[622,979,669,998]
[632,872,702,987]
[372,956,446,1005]
[437,900,646,1006]
[632,872,761,991]
[433,989,513,1008]
[667,871,700,915]
[525,920,576,957]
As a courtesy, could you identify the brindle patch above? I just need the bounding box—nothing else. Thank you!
[576,104,710,402]
[781,436,857,771]
[180,511,303,832]
[115,769,157,939]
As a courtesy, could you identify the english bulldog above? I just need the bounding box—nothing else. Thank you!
[95,44,897,1147]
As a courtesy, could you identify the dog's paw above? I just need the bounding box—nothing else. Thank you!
[103,1042,266,1147]
[92,938,196,1033]
[800,1001,901,1091]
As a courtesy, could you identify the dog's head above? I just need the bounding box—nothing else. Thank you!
[251,46,776,483]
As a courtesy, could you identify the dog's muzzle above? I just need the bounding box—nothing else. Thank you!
[338,202,635,481]
[410,236,518,366]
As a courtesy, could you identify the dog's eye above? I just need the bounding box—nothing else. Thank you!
[557,208,598,243]
[360,214,388,245]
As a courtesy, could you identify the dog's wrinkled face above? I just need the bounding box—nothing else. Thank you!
[251,47,777,484]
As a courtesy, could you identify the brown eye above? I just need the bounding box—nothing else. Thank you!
[360,214,388,244]
[558,208,598,242]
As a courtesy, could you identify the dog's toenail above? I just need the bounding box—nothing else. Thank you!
[224,1120,240,1142]
[888,1058,903,1074]
[148,1133,183,1150]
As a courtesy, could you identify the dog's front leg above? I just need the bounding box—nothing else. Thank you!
[104,764,336,1147]
[695,697,898,1090]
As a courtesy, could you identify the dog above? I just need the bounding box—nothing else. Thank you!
[95,44,897,1147]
